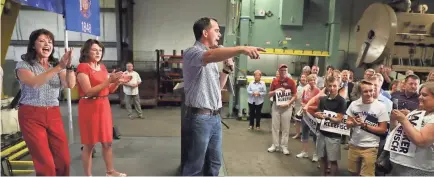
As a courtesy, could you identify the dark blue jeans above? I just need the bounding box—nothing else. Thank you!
[182,111,222,176]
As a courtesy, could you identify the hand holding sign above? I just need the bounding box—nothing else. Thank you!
[275,89,291,107]
[324,110,337,119]
[314,112,325,119]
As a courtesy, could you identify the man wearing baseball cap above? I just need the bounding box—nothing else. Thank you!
[267,64,297,155]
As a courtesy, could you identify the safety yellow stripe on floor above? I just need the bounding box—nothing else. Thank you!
[259,48,329,56]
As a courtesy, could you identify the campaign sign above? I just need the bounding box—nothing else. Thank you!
[275,90,291,106]
[65,0,100,36]
[319,111,350,136]
[384,110,425,157]
[13,0,64,14]
[304,112,321,133]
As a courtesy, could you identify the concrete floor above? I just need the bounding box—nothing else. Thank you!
[17,102,352,176]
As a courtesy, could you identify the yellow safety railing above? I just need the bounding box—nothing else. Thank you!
[259,48,330,56]
[1,141,26,158]
[1,140,34,175]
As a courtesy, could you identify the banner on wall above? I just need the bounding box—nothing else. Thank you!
[13,0,64,14]
[64,0,101,36]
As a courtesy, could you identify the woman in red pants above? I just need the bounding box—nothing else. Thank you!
[14,29,75,176]
[76,39,130,176]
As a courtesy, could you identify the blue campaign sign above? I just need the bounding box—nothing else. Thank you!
[13,0,64,14]
[64,0,100,36]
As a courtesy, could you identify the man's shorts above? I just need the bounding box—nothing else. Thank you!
[316,133,341,161]
[347,144,378,176]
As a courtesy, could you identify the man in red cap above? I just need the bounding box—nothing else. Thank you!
[267,64,297,155]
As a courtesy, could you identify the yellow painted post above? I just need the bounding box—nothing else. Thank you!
[1,0,21,99]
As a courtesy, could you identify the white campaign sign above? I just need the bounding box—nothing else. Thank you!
[275,90,291,106]
[384,110,426,157]
[304,112,321,133]
[319,110,350,136]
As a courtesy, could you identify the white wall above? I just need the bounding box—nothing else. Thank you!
[5,0,117,65]
[133,0,229,55]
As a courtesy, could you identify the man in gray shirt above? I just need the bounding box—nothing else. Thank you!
[182,17,265,176]
[311,65,324,88]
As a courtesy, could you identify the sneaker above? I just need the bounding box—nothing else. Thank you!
[282,147,290,155]
[292,134,300,139]
[296,151,309,158]
[312,154,318,162]
[267,145,277,152]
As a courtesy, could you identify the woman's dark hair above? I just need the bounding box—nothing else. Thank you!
[79,39,105,63]
[21,29,58,66]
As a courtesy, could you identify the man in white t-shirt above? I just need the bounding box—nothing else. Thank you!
[122,62,143,119]
[346,80,389,176]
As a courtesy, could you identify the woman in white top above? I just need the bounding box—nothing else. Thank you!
[247,70,266,130]
[292,74,307,139]
[389,82,434,175]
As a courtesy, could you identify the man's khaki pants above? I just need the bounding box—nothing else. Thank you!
[271,102,293,148]
[125,94,142,118]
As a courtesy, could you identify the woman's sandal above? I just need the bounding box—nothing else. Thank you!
[106,170,127,177]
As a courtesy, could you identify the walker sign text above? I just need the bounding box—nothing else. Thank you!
[384,110,425,157]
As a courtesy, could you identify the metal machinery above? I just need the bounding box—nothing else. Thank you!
[1,0,35,175]
[355,2,434,78]
[223,0,341,117]
[156,50,183,105]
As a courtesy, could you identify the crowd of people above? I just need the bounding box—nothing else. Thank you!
[247,63,434,176]
[9,15,434,176]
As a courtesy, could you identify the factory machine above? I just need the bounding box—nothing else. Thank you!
[355,1,434,78]
[223,0,340,117]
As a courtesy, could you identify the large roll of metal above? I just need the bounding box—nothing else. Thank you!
[354,3,398,67]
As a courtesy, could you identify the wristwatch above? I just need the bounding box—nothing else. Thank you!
[66,65,75,71]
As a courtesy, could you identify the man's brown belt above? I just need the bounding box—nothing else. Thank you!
[189,107,221,115]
